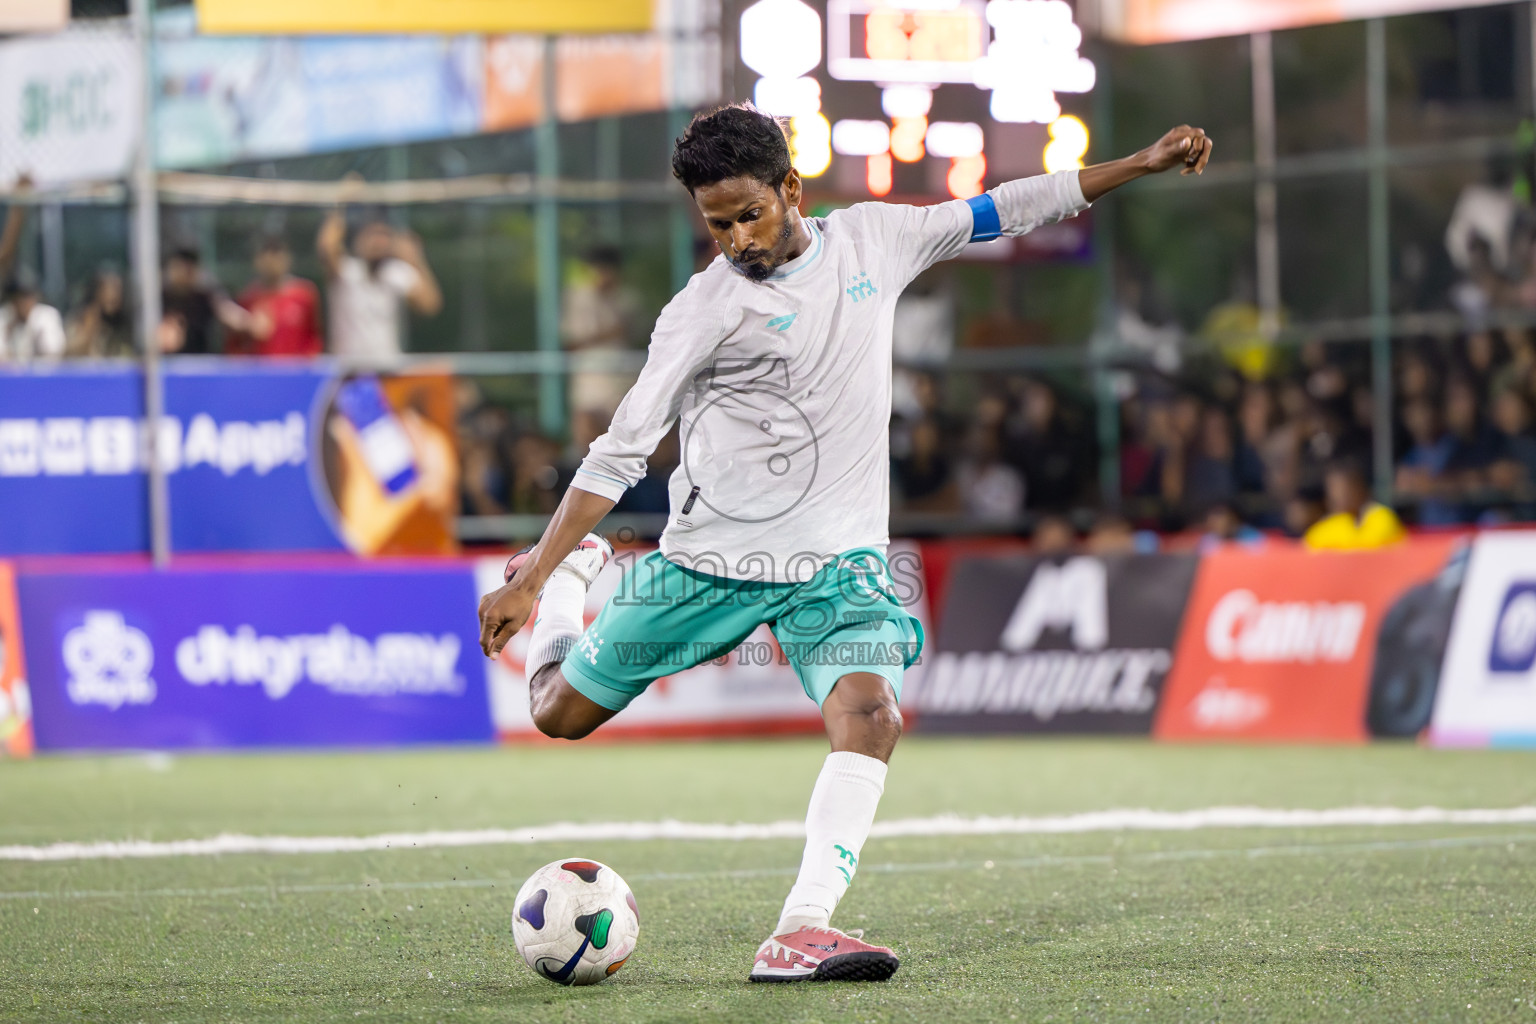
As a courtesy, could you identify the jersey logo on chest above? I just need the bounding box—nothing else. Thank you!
[845,272,878,302]
[766,313,797,331]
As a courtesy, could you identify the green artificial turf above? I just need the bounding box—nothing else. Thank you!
[2,738,1534,1023]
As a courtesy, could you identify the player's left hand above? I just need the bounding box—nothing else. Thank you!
[1144,125,1213,176]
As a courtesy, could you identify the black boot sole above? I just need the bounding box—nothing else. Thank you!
[749,951,900,983]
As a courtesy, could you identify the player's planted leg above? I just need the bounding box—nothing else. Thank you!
[750,672,902,983]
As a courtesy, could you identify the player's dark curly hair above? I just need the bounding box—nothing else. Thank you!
[671,104,792,194]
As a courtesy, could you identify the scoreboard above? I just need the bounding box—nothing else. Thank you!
[741,0,1095,199]
[827,0,990,84]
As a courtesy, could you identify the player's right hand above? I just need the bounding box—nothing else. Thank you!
[1144,125,1212,176]
[479,583,535,658]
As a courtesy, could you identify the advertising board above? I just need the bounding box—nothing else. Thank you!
[155,14,482,170]
[1430,532,1536,746]
[1091,0,1509,45]
[0,362,457,557]
[0,562,32,757]
[903,553,1197,733]
[1156,539,1464,742]
[19,563,492,750]
[0,25,137,189]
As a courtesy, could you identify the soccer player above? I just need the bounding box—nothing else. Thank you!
[478,104,1212,982]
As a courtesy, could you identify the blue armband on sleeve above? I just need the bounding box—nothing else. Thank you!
[966,193,1002,242]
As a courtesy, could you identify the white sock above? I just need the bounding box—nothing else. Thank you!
[524,571,586,679]
[774,751,888,934]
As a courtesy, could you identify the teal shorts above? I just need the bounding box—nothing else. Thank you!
[560,548,925,712]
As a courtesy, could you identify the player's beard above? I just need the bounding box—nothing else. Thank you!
[733,215,796,283]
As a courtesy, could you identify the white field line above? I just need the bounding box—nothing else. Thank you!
[3,806,1536,863]
[3,831,1534,903]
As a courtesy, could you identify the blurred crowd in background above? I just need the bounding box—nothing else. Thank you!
[0,176,441,363]
[6,170,1536,545]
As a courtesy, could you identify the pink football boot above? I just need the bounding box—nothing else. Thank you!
[748,925,899,983]
[503,534,612,589]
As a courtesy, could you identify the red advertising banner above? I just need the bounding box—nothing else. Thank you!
[0,562,32,757]
[1155,539,1461,742]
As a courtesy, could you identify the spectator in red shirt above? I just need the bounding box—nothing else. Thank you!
[231,236,323,357]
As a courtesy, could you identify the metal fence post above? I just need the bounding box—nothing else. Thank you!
[1367,18,1394,503]
[1092,46,1120,511]
[131,0,169,567]
[1252,32,1281,339]
[535,35,564,438]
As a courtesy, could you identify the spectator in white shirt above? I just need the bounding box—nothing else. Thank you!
[317,177,442,361]
[562,246,640,455]
[0,267,65,364]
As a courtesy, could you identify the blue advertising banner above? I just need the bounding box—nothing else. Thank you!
[164,362,340,552]
[0,361,345,556]
[0,364,149,554]
[154,9,483,169]
[18,563,492,750]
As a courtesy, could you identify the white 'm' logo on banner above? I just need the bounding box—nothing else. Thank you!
[1000,557,1108,652]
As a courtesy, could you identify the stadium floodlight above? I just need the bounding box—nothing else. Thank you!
[832,119,892,157]
[754,75,823,117]
[1042,113,1089,172]
[866,152,893,195]
[740,0,823,80]
[925,121,984,159]
[975,0,1095,122]
[1055,56,1098,93]
[890,115,927,162]
[881,84,933,119]
[789,112,833,177]
[946,154,986,199]
[989,88,1060,124]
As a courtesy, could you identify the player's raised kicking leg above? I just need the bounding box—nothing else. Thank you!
[500,534,620,741]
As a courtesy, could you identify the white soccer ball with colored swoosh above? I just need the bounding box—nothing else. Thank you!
[511,858,639,985]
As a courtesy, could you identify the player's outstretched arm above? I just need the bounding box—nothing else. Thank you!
[1078,125,1212,203]
[884,125,1212,284]
[477,486,616,657]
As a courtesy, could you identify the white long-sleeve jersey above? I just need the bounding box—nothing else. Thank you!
[572,169,1091,583]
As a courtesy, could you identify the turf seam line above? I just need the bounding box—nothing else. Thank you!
[4,831,1534,902]
[4,806,1536,862]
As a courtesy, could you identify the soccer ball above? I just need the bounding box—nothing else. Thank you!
[511,858,639,985]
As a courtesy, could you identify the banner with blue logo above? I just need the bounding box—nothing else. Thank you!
[1432,533,1536,747]
[0,364,151,554]
[154,9,483,169]
[0,361,340,555]
[18,562,492,750]
[0,360,458,557]
[163,362,340,552]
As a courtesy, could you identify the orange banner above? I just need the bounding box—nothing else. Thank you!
[0,562,32,757]
[0,0,66,32]
[1098,0,1506,45]
[483,35,669,133]
[1155,539,1460,742]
